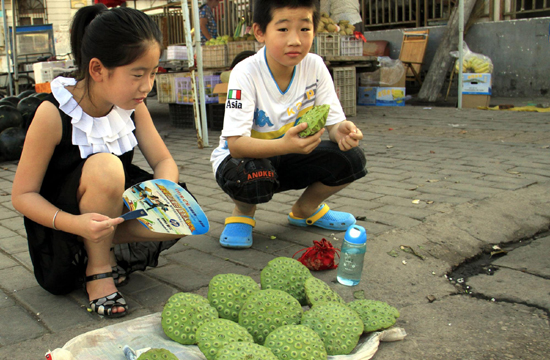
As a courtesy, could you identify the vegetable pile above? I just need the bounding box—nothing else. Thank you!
[160,257,400,360]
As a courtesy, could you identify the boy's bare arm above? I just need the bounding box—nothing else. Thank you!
[227,122,325,158]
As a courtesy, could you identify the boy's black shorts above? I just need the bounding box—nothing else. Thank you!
[215,140,367,204]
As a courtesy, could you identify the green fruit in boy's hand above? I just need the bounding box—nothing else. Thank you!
[296,104,330,138]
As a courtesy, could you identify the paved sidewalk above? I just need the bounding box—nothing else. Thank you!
[0,99,549,359]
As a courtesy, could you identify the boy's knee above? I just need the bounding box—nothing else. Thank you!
[217,158,279,204]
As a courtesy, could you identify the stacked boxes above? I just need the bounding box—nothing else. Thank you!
[461,73,492,109]
[358,65,407,106]
[175,75,222,104]
[332,67,356,117]
[358,86,406,107]
[202,45,228,68]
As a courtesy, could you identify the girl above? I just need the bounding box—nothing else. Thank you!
[11,4,185,318]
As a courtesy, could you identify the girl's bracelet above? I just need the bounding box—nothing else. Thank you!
[52,209,61,230]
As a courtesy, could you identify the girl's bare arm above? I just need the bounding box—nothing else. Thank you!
[12,101,64,227]
[133,103,179,183]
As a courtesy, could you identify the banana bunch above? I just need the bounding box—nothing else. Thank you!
[455,56,493,73]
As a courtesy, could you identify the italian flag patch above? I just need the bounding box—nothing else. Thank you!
[228,89,241,100]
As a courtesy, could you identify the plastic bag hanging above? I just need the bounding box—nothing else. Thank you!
[293,238,340,271]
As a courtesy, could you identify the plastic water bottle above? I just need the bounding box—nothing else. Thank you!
[337,225,367,286]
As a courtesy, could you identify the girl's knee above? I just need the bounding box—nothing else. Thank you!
[80,154,125,195]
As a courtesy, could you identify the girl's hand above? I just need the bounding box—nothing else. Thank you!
[335,121,363,151]
[282,122,325,154]
[77,213,125,243]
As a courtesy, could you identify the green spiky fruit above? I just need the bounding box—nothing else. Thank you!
[301,302,364,355]
[264,325,328,360]
[215,342,278,360]
[136,348,178,360]
[304,276,344,306]
[161,292,219,345]
[208,273,260,322]
[296,104,330,137]
[238,289,303,345]
[347,299,400,332]
[260,257,312,305]
[196,318,254,360]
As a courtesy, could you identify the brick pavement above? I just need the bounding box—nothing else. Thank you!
[0,100,549,359]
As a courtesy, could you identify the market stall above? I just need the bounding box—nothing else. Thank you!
[144,1,379,131]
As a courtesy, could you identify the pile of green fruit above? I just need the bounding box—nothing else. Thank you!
[205,34,257,45]
[205,35,231,46]
[160,257,400,360]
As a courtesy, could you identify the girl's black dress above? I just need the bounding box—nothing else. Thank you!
[25,92,181,295]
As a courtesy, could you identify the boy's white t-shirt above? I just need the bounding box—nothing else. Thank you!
[210,46,346,173]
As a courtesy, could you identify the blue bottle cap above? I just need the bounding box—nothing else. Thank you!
[344,225,367,244]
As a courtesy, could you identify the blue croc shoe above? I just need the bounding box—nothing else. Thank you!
[288,203,356,231]
[220,216,256,249]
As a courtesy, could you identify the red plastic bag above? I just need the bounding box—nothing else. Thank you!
[293,238,340,271]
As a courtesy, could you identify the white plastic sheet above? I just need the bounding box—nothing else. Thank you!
[46,313,406,360]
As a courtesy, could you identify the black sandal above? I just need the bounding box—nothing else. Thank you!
[86,272,128,318]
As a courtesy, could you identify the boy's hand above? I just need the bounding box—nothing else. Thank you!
[334,121,363,151]
[283,122,325,154]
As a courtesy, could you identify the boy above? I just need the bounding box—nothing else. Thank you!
[210,0,367,248]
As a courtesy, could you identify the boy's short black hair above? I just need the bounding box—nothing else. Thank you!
[253,0,319,34]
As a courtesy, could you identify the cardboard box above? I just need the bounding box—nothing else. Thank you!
[462,95,491,109]
[360,67,406,88]
[357,87,377,106]
[213,83,228,104]
[461,73,492,109]
[462,73,492,95]
[358,87,406,106]
[375,87,406,106]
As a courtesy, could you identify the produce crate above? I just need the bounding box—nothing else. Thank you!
[313,33,340,56]
[340,36,363,56]
[209,103,225,131]
[202,45,228,68]
[332,66,356,117]
[227,41,257,64]
[175,75,221,104]
[169,103,195,128]
[168,103,225,130]
[156,72,191,104]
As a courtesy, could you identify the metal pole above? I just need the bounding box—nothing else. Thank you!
[1,0,13,95]
[191,0,209,146]
[11,0,18,95]
[457,0,464,109]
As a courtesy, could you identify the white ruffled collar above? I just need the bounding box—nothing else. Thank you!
[50,77,138,159]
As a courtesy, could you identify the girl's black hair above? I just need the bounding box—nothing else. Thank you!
[70,4,162,81]
[253,0,319,34]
